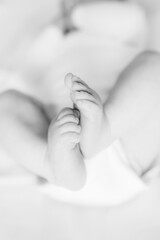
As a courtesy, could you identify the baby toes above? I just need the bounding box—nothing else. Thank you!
[60,122,81,148]
[56,107,74,120]
[65,73,89,92]
[58,114,79,125]
[76,99,98,112]
[62,131,81,149]
[71,90,96,104]
[60,122,81,134]
[63,131,81,146]
[72,79,89,92]
[64,73,73,89]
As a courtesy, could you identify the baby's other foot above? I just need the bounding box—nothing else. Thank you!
[65,73,111,158]
[46,107,86,190]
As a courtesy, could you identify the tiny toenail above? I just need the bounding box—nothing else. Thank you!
[67,73,73,77]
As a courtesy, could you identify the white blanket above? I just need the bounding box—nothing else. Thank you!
[39,140,147,206]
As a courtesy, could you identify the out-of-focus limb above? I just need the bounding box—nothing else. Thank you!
[104,51,160,140]
[0,90,55,182]
[0,0,63,67]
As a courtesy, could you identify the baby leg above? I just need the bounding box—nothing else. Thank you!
[121,106,160,182]
[0,90,50,178]
[46,107,86,190]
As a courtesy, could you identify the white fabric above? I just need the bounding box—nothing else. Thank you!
[39,140,147,206]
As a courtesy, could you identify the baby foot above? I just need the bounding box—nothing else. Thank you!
[46,107,86,190]
[65,73,111,159]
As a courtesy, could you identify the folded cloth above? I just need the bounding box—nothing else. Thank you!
[39,140,147,206]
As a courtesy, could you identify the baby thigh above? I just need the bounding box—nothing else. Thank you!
[121,105,160,177]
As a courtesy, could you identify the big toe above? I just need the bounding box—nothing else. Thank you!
[64,73,73,89]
